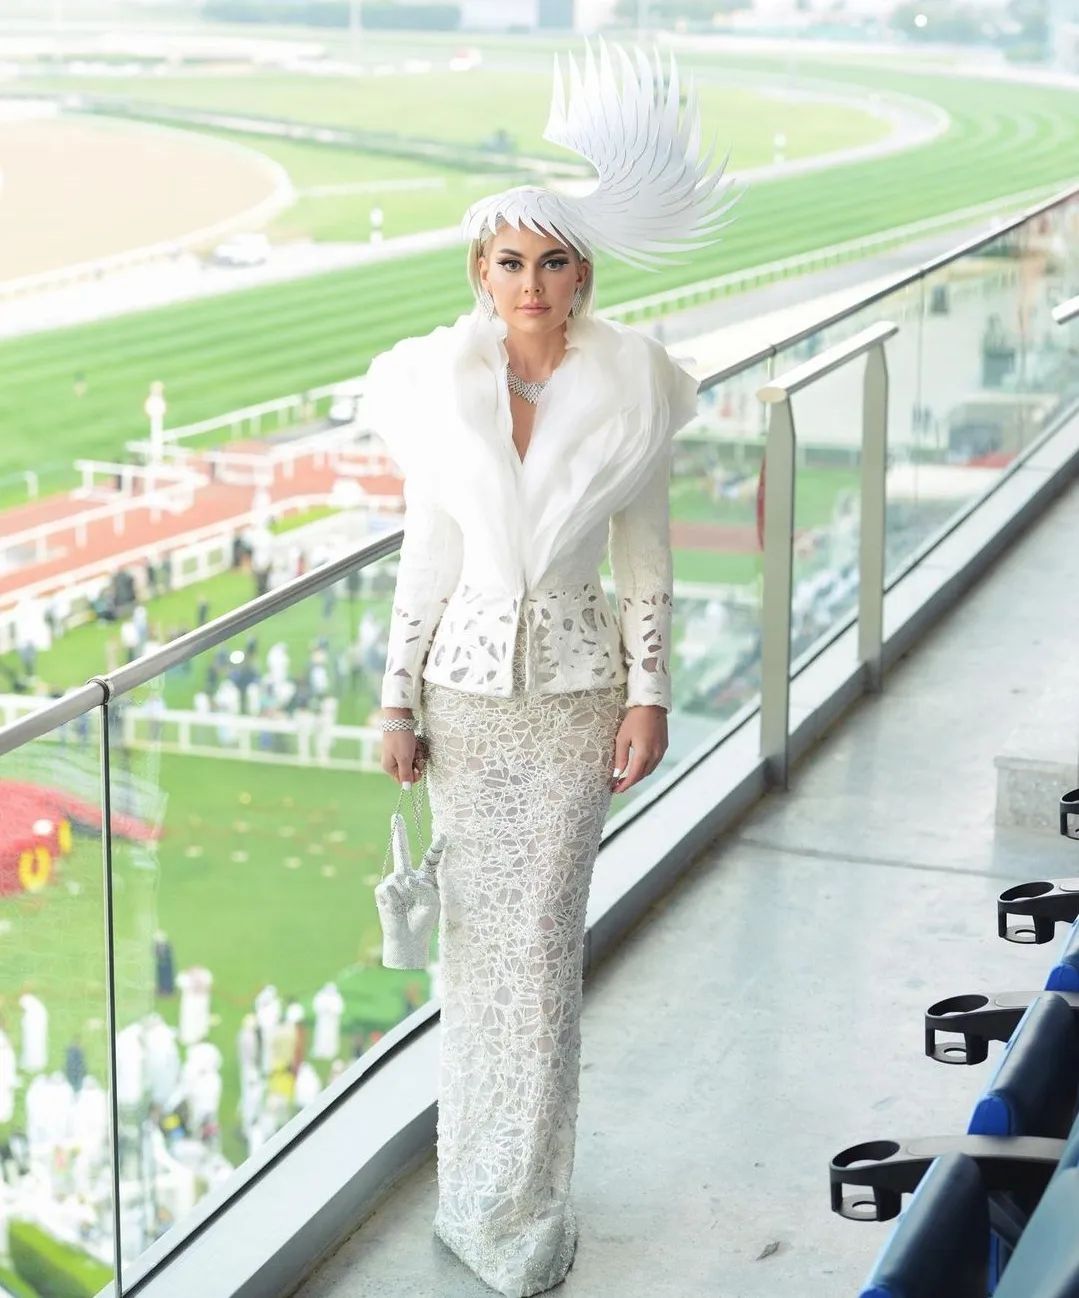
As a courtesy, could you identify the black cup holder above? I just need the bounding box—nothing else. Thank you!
[1002,882,1055,899]
[925,994,994,1064]
[924,991,1079,1065]
[830,1135,1065,1226]
[830,1141,904,1221]
[1062,789,1079,841]
[929,994,991,1014]
[998,880,1079,944]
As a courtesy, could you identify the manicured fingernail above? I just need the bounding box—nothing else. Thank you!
[402,780,412,790]
[612,768,623,778]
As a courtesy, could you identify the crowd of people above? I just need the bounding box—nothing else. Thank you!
[0,928,418,1258]
[4,522,399,755]
[179,600,388,758]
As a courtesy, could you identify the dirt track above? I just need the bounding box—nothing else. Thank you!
[670,520,761,553]
[0,444,399,604]
[0,113,279,279]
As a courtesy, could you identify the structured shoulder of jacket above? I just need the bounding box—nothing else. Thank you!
[370,319,460,368]
[586,317,689,374]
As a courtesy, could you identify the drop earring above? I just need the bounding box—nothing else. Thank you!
[571,285,584,316]
[482,290,495,321]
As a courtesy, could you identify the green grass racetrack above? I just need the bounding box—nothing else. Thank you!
[0,52,1075,485]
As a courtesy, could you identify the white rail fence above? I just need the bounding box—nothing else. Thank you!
[128,375,360,457]
[0,694,383,773]
[0,427,392,591]
[0,491,385,654]
[196,428,392,487]
[1,466,209,571]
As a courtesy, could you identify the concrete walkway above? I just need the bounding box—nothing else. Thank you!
[294,471,1079,1295]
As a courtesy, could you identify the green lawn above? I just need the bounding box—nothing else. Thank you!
[672,466,859,527]
[0,55,1072,485]
[0,739,425,1168]
[17,70,891,169]
[148,120,536,244]
[9,64,897,266]
[675,549,762,585]
[1,566,390,723]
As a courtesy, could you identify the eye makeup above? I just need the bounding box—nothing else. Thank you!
[497,257,570,270]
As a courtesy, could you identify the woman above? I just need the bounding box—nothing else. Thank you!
[367,39,742,1297]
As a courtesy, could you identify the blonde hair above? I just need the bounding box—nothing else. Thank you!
[466,221,596,317]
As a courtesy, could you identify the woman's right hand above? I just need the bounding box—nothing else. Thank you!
[381,717,426,786]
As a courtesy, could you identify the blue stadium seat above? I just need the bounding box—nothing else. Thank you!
[1050,1104,1079,1180]
[857,1152,988,1298]
[968,993,1079,1141]
[995,1167,1079,1297]
[1045,919,1079,993]
[967,992,1079,1287]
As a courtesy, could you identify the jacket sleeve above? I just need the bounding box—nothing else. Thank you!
[363,338,464,712]
[608,445,675,712]
[380,471,463,712]
[607,341,699,713]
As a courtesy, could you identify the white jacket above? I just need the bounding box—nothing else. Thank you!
[363,307,699,714]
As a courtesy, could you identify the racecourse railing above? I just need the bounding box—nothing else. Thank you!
[0,181,1074,1297]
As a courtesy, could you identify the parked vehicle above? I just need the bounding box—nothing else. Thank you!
[210,233,271,268]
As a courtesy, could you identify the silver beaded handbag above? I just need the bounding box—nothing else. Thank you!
[373,766,446,970]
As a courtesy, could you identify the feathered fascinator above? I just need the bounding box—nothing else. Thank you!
[461,36,746,271]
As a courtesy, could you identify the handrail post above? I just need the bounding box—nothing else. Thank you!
[759,397,796,789]
[858,341,889,692]
[757,320,898,790]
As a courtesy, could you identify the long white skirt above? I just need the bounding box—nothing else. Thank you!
[419,619,626,1297]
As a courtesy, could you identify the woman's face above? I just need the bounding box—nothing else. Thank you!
[477,223,589,335]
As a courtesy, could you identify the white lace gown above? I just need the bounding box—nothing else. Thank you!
[419,613,626,1297]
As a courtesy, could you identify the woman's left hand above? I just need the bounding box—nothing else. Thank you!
[610,705,668,794]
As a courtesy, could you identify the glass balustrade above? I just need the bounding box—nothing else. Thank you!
[0,188,1074,1291]
[599,356,772,813]
[776,282,922,670]
[0,709,116,1297]
[888,200,1079,581]
[99,555,432,1270]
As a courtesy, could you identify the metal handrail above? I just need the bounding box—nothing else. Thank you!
[758,320,898,401]
[699,180,1077,394]
[0,682,110,756]
[0,529,403,758]
[0,181,1075,758]
[1052,294,1079,326]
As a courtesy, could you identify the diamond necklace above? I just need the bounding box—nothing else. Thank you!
[506,363,550,405]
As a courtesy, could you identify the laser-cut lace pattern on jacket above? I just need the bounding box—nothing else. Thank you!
[381,447,675,713]
[608,444,674,711]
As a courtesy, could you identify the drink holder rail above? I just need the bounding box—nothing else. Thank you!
[829,1135,1064,1223]
[998,881,1079,945]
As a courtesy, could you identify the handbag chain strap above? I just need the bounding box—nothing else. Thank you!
[378,766,430,882]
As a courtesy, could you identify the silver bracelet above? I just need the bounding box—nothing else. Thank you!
[381,716,416,733]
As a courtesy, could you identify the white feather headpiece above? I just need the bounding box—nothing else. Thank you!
[461,36,746,272]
